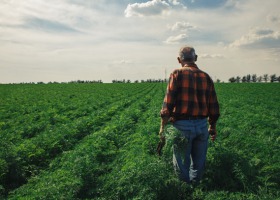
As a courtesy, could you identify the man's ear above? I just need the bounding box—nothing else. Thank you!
[177,57,181,63]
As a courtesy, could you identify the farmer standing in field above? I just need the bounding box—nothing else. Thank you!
[159,46,220,185]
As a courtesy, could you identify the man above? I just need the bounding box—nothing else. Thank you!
[159,46,220,184]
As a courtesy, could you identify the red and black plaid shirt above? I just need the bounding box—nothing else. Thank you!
[160,64,220,125]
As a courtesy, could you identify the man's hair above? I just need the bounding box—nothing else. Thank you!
[179,46,197,62]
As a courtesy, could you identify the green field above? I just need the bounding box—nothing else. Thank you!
[0,83,279,199]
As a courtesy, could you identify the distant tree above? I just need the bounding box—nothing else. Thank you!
[252,74,257,82]
[126,79,131,83]
[229,77,236,83]
[134,80,139,83]
[277,76,280,82]
[242,76,247,83]
[270,74,277,83]
[257,76,263,82]
[263,74,269,82]
[112,80,123,83]
[236,76,241,83]
[216,79,221,83]
[246,74,251,82]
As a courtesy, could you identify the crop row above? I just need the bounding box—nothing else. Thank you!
[0,83,157,196]
[8,83,165,199]
[1,83,279,199]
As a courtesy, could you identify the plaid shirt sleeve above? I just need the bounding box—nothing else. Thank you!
[160,71,178,118]
[208,79,220,125]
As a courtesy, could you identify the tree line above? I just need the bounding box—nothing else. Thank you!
[112,79,168,83]
[3,79,168,85]
[5,80,103,85]
[228,74,279,83]
[3,74,280,85]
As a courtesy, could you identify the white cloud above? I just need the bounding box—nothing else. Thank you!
[200,53,224,59]
[168,0,186,8]
[224,0,242,9]
[0,0,100,34]
[164,33,188,44]
[230,27,280,48]
[168,0,180,5]
[169,21,197,31]
[124,0,171,17]
[164,21,197,45]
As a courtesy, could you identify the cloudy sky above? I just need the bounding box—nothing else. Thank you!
[0,0,279,83]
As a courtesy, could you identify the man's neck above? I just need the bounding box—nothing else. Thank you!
[182,62,197,68]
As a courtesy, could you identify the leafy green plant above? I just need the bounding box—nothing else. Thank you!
[0,83,279,199]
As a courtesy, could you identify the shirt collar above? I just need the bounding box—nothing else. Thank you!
[183,63,198,69]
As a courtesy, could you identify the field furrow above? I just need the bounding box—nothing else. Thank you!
[0,83,156,195]
[0,83,279,200]
[8,83,160,199]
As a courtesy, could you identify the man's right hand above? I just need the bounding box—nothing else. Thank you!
[159,117,168,140]
[159,126,166,141]
[208,127,217,142]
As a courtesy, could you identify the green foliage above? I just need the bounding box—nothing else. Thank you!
[0,83,279,199]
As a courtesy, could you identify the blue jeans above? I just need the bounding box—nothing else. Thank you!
[172,119,209,184]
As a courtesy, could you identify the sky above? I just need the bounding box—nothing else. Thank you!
[0,0,280,83]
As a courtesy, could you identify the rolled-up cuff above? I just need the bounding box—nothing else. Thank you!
[160,109,170,118]
[208,114,220,126]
